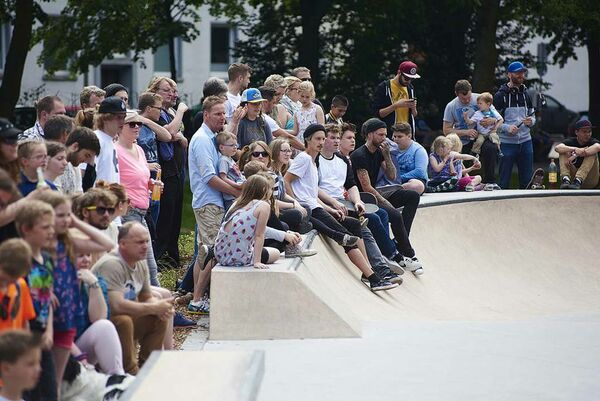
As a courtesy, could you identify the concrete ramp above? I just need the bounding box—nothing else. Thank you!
[210,193,600,340]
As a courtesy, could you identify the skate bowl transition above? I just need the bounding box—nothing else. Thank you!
[210,191,600,340]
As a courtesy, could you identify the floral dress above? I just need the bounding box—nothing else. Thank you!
[214,200,264,266]
[53,241,81,332]
[296,103,318,142]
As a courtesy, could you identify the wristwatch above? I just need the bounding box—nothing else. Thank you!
[89,281,100,289]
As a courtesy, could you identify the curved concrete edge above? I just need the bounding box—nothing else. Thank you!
[120,350,265,401]
[209,266,361,340]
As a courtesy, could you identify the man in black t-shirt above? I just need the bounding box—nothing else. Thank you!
[350,118,423,275]
[555,119,600,189]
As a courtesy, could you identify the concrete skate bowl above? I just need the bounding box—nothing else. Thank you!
[210,192,600,340]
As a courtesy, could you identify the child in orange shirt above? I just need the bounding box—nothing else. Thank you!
[0,239,35,331]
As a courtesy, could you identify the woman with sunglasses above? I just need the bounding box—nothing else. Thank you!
[116,112,163,287]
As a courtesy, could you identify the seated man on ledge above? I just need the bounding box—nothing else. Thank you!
[92,222,174,374]
[555,119,600,189]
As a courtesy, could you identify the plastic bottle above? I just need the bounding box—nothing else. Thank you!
[36,167,48,189]
[151,170,162,201]
[548,158,557,189]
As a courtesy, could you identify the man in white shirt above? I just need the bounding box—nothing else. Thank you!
[225,63,252,124]
[93,96,127,184]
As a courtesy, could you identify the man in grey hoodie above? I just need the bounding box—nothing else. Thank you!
[493,61,536,189]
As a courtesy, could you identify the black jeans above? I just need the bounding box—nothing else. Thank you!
[310,207,361,253]
[462,139,498,184]
[155,173,184,264]
[376,186,419,258]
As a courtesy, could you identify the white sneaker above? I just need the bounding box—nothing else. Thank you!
[400,256,423,273]
[413,267,424,276]
[382,255,404,275]
[285,244,317,258]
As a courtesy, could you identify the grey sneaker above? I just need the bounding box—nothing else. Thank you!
[369,266,403,285]
[382,255,404,275]
[339,234,359,247]
[285,244,317,258]
[370,277,399,292]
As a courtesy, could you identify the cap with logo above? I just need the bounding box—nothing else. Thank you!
[98,96,127,114]
[241,88,267,104]
[507,61,527,73]
[574,119,596,131]
[398,61,421,79]
[0,118,22,144]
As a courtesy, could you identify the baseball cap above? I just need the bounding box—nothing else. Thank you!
[0,118,22,144]
[574,119,596,131]
[98,96,127,114]
[241,88,266,103]
[507,61,527,73]
[303,123,325,141]
[398,61,421,79]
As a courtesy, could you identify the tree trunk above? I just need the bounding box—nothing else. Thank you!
[587,38,600,139]
[298,0,332,85]
[472,0,500,92]
[0,0,34,119]
[168,34,177,82]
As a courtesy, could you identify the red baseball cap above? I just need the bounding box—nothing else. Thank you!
[398,61,421,79]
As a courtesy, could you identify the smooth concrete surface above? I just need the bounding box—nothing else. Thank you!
[120,350,264,401]
[189,192,600,400]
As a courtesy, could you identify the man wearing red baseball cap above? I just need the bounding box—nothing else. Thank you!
[372,60,421,135]
[554,119,600,189]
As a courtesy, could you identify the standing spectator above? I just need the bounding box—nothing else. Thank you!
[230,88,272,147]
[263,74,293,130]
[377,122,427,194]
[292,81,325,144]
[493,61,536,189]
[258,86,303,150]
[555,119,600,189]
[325,95,349,125]
[350,118,423,274]
[43,115,74,144]
[280,76,302,117]
[18,96,66,143]
[103,83,129,107]
[290,66,324,109]
[136,91,172,226]
[225,63,252,124]
[93,96,127,184]
[147,77,188,267]
[79,85,106,109]
[284,124,397,291]
[0,239,34,331]
[92,222,172,375]
[60,127,100,195]
[187,96,239,314]
[372,61,420,134]
[191,77,228,135]
[0,118,22,182]
[442,79,499,186]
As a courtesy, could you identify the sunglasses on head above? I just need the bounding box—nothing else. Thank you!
[85,206,116,215]
[251,151,269,158]
[127,122,143,128]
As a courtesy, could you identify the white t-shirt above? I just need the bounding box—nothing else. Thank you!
[317,153,347,199]
[264,114,281,131]
[94,130,120,184]
[225,91,241,124]
[287,152,319,210]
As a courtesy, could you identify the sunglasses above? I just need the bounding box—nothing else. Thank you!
[85,206,116,215]
[251,151,269,158]
[300,78,312,82]
[127,122,143,128]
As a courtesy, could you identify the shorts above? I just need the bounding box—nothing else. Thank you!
[53,328,77,349]
[457,176,474,190]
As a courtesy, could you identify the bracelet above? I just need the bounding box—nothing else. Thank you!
[89,281,100,289]
[75,353,88,361]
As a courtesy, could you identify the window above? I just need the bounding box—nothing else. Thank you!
[211,24,237,72]
[153,38,182,80]
[43,16,74,80]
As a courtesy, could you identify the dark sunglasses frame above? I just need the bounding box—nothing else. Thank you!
[127,122,143,128]
[251,151,269,158]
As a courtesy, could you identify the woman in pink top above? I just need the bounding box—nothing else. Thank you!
[116,111,163,286]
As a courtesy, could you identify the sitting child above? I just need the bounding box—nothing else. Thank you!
[462,92,503,156]
[216,131,244,211]
[427,136,480,192]
[0,330,43,401]
[447,134,483,191]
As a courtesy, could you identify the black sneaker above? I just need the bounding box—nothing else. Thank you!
[560,177,571,189]
[370,277,398,292]
[568,178,582,189]
[372,266,403,285]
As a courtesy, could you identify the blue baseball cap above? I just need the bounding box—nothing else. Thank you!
[240,88,266,103]
[507,61,527,73]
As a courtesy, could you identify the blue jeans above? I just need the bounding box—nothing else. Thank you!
[149,199,160,227]
[361,227,388,271]
[366,208,396,258]
[499,140,533,189]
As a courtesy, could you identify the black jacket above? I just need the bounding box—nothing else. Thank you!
[372,79,416,136]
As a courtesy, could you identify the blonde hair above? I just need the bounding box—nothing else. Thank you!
[74,108,95,129]
[15,200,54,236]
[93,112,119,131]
[227,174,273,219]
[0,239,32,278]
[216,131,237,147]
[264,74,286,89]
[477,92,493,104]
[269,138,291,176]
[35,191,75,260]
[431,135,452,154]
[146,76,172,94]
[17,140,46,161]
[446,133,462,152]
[298,81,315,98]
[283,76,301,93]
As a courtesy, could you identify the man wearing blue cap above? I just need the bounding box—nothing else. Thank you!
[493,61,536,189]
[554,119,600,189]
